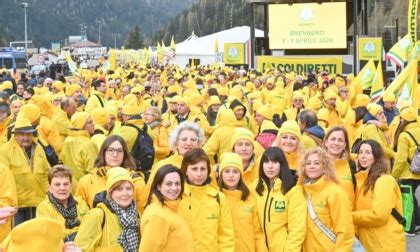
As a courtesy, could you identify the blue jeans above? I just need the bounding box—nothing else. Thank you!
[13,207,36,227]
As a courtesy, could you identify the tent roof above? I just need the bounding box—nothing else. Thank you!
[176,26,264,56]
[68,40,101,48]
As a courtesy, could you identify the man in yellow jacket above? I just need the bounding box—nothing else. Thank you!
[85,79,107,113]
[0,117,50,226]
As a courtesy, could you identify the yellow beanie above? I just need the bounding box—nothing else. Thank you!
[230,128,255,149]
[66,84,82,97]
[367,103,383,116]
[52,81,64,92]
[354,94,370,108]
[400,107,417,122]
[292,91,305,101]
[131,86,145,94]
[382,93,396,102]
[278,120,301,141]
[256,105,274,120]
[266,77,275,84]
[317,108,330,122]
[177,96,191,108]
[122,103,140,115]
[1,80,13,90]
[106,167,134,192]
[167,85,179,94]
[219,152,243,174]
[91,107,109,126]
[260,120,278,132]
[324,89,337,101]
[18,103,41,124]
[71,112,90,129]
[207,95,221,107]
[123,94,138,105]
[188,93,203,107]
[335,76,345,87]
[307,97,322,111]
[1,217,64,252]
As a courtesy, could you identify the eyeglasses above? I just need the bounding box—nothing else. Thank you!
[106,147,124,155]
[179,137,199,143]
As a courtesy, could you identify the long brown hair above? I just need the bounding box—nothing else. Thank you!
[147,165,185,206]
[357,140,388,194]
[94,135,136,170]
[180,148,212,185]
[393,118,415,151]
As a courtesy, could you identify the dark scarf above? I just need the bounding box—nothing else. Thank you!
[108,200,140,252]
[47,191,80,229]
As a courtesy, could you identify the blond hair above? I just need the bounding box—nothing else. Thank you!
[298,147,339,184]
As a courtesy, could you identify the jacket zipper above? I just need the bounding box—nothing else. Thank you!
[263,189,271,248]
[268,197,274,222]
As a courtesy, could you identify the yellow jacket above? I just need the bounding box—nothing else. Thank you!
[242,155,261,186]
[0,138,50,208]
[74,202,140,252]
[361,124,395,159]
[353,171,405,251]
[38,116,62,153]
[392,123,420,180]
[302,177,354,252]
[0,117,11,144]
[150,124,170,163]
[251,179,307,252]
[0,164,17,242]
[36,195,89,239]
[51,107,72,142]
[140,197,194,252]
[75,167,148,213]
[60,130,98,193]
[223,190,267,252]
[85,91,107,113]
[179,183,235,252]
[334,159,356,208]
[285,151,299,171]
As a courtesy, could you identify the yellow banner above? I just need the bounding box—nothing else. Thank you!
[269,2,347,49]
[358,37,383,61]
[408,0,418,44]
[224,43,245,65]
[257,56,342,74]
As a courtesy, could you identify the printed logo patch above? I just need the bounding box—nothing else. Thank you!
[274,201,286,212]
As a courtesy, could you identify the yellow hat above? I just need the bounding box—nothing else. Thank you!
[307,97,322,111]
[278,120,301,141]
[382,93,396,103]
[317,108,329,122]
[91,107,109,126]
[188,93,203,107]
[71,112,90,130]
[177,96,191,108]
[400,107,417,122]
[105,105,118,118]
[208,95,221,107]
[28,95,53,118]
[52,81,64,92]
[256,105,274,120]
[18,103,41,124]
[167,85,179,94]
[106,167,133,192]
[131,86,145,94]
[367,103,383,116]
[123,94,138,105]
[66,84,82,96]
[260,120,278,132]
[230,127,255,149]
[219,152,243,174]
[122,103,140,115]
[1,217,64,252]
[335,76,345,87]
[1,80,13,90]
[292,91,305,101]
[266,77,275,84]
[12,117,36,133]
[354,94,370,108]
[324,89,337,101]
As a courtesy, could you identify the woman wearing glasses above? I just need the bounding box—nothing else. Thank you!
[75,135,147,213]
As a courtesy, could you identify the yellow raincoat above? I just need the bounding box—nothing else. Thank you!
[0,164,17,242]
[391,124,420,180]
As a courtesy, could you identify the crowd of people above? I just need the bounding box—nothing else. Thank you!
[0,61,419,251]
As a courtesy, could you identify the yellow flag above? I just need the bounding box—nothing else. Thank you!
[386,34,414,67]
[161,40,166,48]
[355,59,376,89]
[109,49,116,71]
[170,36,176,50]
[370,61,384,102]
[385,59,418,108]
[214,38,219,53]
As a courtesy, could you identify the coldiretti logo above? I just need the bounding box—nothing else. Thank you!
[274,201,286,212]
[299,7,314,22]
[207,212,218,220]
[363,42,376,53]
[316,201,326,208]
[243,207,253,213]
[342,175,353,181]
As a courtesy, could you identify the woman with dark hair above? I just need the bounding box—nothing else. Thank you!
[353,140,405,250]
[140,165,193,252]
[298,148,354,251]
[322,126,355,208]
[252,147,306,251]
[217,152,266,252]
[391,107,420,236]
[179,148,235,252]
[75,135,147,212]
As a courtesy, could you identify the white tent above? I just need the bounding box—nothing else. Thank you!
[173,26,264,66]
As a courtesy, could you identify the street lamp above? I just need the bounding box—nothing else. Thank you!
[113,33,118,49]
[97,20,102,45]
[20,2,28,57]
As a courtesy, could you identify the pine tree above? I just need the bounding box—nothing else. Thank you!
[125,25,144,50]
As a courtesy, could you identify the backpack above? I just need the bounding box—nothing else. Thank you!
[403,131,420,174]
[125,123,155,172]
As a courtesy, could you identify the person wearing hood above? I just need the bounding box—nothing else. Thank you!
[36,165,89,241]
[143,106,170,163]
[381,93,398,125]
[229,98,252,130]
[298,148,354,251]
[0,117,50,225]
[85,79,107,113]
[281,91,305,123]
[179,148,235,252]
[217,152,267,252]
[322,89,342,127]
[251,147,306,252]
[205,95,221,127]
[140,165,194,252]
[60,112,98,193]
[297,109,325,149]
[204,109,242,164]
[90,107,114,150]
[75,167,141,251]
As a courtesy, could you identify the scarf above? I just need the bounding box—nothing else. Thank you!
[47,191,80,229]
[108,200,140,252]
